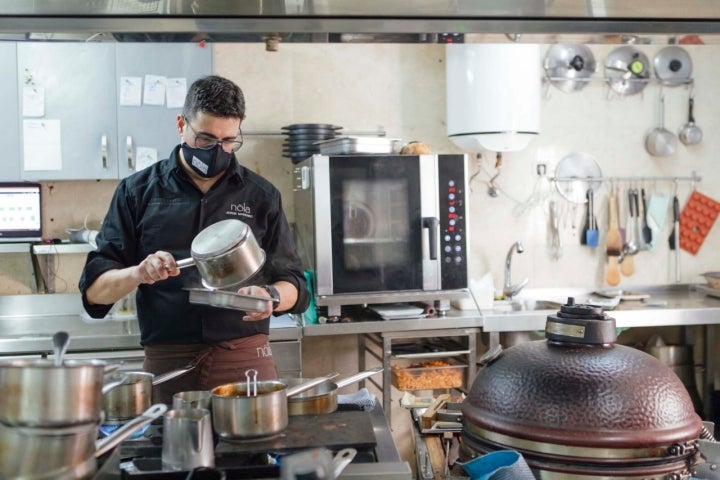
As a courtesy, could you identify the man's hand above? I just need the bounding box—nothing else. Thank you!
[136,250,181,285]
[238,285,274,321]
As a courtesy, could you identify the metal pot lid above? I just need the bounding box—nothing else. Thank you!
[544,44,596,92]
[654,46,692,85]
[604,46,650,95]
[554,152,603,204]
[191,219,250,257]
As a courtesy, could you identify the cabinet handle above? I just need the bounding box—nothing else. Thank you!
[126,136,134,170]
[101,134,108,170]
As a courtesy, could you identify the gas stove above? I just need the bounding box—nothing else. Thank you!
[93,405,412,479]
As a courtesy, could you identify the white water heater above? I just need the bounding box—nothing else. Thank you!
[446,44,541,152]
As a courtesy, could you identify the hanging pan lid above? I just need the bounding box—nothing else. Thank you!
[654,45,692,85]
[554,152,603,204]
[544,44,596,92]
[604,45,650,96]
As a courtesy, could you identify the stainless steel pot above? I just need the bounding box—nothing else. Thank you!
[211,373,338,439]
[176,219,265,289]
[0,404,166,480]
[0,358,111,427]
[285,367,383,416]
[103,367,194,422]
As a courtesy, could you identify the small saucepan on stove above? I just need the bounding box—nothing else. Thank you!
[173,219,265,290]
[211,370,339,439]
[284,366,383,416]
[103,366,195,423]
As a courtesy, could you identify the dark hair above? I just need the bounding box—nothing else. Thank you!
[183,75,245,121]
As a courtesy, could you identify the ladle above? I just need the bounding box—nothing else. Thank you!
[52,331,70,367]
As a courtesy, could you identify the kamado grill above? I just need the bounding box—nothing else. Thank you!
[460,298,704,479]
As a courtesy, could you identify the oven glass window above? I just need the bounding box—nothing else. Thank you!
[330,155,422,293]
[342,178,410,269]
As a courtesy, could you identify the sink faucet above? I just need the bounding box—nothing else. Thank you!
[503,241,529,299]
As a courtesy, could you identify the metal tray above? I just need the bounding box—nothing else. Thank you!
[186,288,269,312]
[315,136,399,155]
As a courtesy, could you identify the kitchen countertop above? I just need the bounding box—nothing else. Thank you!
[0,293,301,355]
[2,285,720,353]
[304,284,720,336]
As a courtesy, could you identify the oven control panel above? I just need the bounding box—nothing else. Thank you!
[438,154,468,290]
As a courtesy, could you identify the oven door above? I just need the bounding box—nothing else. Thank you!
[314,154,441,295]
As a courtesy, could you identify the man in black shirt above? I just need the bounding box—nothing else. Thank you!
[79,75,309,402]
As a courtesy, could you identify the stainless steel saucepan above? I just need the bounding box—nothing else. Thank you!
[211,370,339,439]
[284,366,383,416]
[174,219,265,290]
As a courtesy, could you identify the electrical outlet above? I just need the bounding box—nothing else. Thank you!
[532,161,548,178]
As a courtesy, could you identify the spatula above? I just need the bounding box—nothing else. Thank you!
[605,189,622,286]
[641,188,652,245]
[584,188,598,247]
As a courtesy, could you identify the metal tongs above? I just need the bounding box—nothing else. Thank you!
[245,368,258,397]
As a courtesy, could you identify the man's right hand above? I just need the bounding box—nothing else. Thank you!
[136,250,181,285]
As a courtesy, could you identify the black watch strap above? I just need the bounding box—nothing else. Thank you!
[262,284,280,310]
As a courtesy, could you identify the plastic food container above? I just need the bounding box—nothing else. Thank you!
[391,362,465,391]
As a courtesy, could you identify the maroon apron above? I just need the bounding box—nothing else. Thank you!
[143,334,278,404]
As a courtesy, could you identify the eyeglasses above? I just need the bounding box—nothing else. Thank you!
[184,117,244,153]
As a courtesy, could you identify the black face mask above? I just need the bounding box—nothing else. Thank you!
[182,143,234,178]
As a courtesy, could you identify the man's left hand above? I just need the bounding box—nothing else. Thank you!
[238,285,273,321]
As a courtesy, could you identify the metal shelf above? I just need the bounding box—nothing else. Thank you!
[32,243,94,255]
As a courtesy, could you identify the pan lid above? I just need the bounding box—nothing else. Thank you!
[543,44,596,92]
[603,46,650,96]
[191,219,250,257]
[654,46,692,85]
[554,152,603,204]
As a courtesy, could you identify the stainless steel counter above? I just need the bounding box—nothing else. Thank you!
[0,293,301,355]
[304,284,720,336]
[3,285,720,351]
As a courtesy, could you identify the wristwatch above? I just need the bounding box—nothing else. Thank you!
[262,284,280,311]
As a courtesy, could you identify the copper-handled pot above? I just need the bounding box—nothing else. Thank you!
[174,219,265,290]
[284,367,383,416]
[211,372,339,439]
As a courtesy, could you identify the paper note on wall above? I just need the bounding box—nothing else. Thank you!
[166,78,187,109]
[119,76,142,106]
[22,86,45,117]
[23,119,62,171]
[135,146,158,171]
[143,75,167,106]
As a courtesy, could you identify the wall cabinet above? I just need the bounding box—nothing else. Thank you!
[15,42,212,181]
[0,43,20,182]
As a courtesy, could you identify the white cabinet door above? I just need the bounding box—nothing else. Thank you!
[0,43,20,181]
[17,43,118,180]
[115,43,213,178]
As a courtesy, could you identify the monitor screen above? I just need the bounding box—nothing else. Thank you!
[0,182,42,242]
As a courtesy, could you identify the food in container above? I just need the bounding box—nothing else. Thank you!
[391,360,465,391]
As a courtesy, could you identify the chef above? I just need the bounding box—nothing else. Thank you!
[79,75,309,403]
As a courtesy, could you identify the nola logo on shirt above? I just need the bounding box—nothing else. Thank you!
[227,202,253,218]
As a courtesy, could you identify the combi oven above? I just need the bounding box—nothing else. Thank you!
[293,154,469,317]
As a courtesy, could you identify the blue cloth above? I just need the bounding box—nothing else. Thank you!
[459,450,535,480]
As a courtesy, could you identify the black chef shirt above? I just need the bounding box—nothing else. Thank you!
[79,146,309,345]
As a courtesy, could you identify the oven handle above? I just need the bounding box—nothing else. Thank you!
[422,217,439,260]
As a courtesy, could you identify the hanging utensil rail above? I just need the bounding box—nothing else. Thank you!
[552,173,701,184]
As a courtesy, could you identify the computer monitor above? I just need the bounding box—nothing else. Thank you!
[0,182,42,242]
